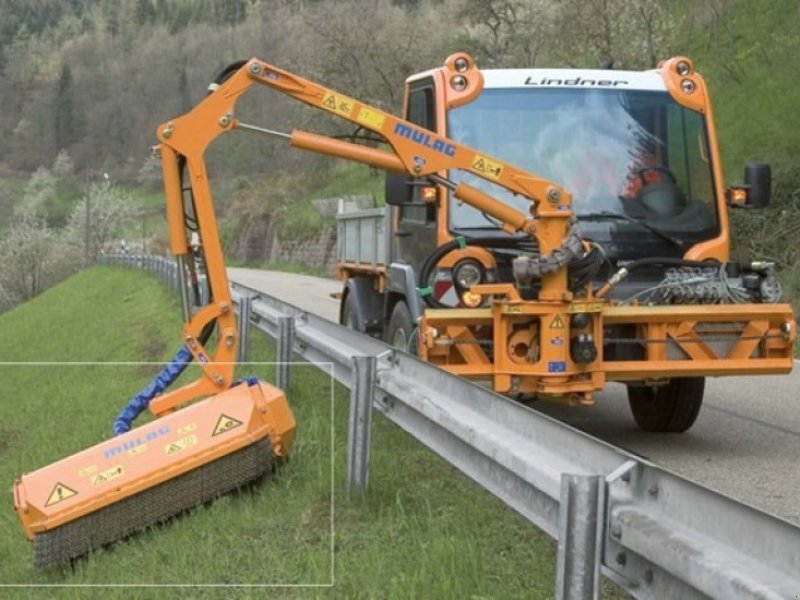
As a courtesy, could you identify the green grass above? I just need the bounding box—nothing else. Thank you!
[305,164,385,205]
[281,164,383,241]
[0,267,625,598]
[687,0,800,176]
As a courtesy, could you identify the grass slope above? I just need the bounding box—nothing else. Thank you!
[688,0,800,175]
[0,267,616,599]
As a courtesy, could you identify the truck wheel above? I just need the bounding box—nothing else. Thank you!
[386,301,416,355]
[627,377,705,432]
[341,294,356,329]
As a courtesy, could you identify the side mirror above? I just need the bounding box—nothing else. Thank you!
[744,162,770,208]
[384,171,413,206]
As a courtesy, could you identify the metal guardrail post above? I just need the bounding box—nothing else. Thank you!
[555,474,603,600]
[276,316,295,391]
[347,355,375,497]
[237,296,252,363]
[170,262,177,291]
[199,274,209,306]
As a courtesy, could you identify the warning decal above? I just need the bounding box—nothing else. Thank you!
[78,465,97,478]
[550,314,565,329]
[129,444,148,456]
[356,108,385,130]
[91,465,124,488]
[320,92,355,118]
[165,434,198,456]
[568,302,603,314]
[212,414,244,437]
[178,423,197,435]
[45,482,77,507]
[470,154,503,180]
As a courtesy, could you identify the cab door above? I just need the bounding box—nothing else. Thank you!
[392,77,438,273]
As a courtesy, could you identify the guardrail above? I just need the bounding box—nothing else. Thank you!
[100,254,800,600]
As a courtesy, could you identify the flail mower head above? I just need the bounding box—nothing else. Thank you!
[13,380,294,569]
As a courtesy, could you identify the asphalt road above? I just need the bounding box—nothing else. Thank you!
[229,267,800,525]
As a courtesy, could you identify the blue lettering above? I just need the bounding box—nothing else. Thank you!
[104,425,171,459]
[393,123,456,157]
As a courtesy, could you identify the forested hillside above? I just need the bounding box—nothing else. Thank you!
[0,0,797,307]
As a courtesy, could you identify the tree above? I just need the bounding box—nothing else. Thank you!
[550,0,674,69]
[136,153,163,190]
[52,149,75,182]
[459,0,554,68]
[0,213,56,302]
[19,167,57,217]
[54,64,83,151]
[65,182,137,265]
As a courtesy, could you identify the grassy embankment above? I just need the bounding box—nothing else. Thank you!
[0,267,622,599]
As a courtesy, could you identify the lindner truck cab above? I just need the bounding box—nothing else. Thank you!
[336,55,791,432]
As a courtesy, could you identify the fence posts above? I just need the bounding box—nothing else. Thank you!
[555,474,603,600]
[347,355,375,497]
[237,296,252,364]
[276,316,296,391]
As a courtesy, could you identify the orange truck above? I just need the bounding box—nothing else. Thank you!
[336,54,795,432]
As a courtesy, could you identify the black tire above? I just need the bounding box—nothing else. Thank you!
[386,301,417,355]
[627,377,705,432]
[341,294,356,330]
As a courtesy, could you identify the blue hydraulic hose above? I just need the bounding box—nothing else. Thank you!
[112,346,194,435]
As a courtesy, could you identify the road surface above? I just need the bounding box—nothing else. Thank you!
[229,267,800,525]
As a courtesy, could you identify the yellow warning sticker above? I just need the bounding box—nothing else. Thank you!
[212,414,244,437]
[550,314,565,329]
[78,465,97,478]
[320,92,355,118]
[129,444,148,456]
[470,154,503,180]
[91,465,124,488]
[356,107,385,129]
[178,423,197,435]
[568,302,603,314]
[45,482,78,507]
[165,434,197,457]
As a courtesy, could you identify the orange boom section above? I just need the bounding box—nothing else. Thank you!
[14,381,294,545]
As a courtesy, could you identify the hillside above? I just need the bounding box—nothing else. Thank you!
[0,267,605,597]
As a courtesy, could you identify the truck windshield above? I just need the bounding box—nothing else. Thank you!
[447,88,719,248]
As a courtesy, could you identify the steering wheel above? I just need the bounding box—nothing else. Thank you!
[632,165,677,187]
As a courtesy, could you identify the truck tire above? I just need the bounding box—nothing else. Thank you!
[627,377,705,432]
[386,301,417,355]
[341,294,356,329]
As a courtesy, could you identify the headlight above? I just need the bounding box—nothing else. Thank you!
[451,74,468,91]
[453,259,483,289]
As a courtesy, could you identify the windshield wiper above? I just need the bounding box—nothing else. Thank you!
[577,211,685,251]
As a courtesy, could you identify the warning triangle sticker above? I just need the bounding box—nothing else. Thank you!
[45,482,77,507]
[213,414,243,437]
[322,94,337,110]
[550,314,565,329]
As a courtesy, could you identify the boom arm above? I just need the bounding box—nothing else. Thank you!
[149,53,575,416]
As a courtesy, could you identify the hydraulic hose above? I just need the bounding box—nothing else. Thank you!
[112,346,193,435]
[112,312,217,435]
